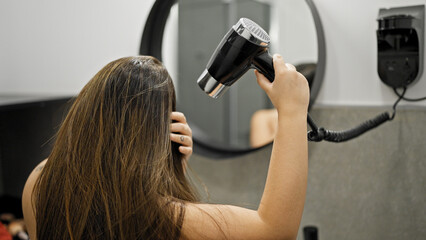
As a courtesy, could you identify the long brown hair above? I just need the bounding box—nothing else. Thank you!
[34,56,198,239]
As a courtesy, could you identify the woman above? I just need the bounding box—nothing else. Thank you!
[22,54,309,239]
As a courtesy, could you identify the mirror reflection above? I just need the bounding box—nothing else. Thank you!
[162,0,318,149]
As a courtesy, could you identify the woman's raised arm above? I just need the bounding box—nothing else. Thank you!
[181,54,309,240]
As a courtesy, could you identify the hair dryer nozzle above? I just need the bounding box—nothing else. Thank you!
[197,69,230,98]
[233,18,271,45]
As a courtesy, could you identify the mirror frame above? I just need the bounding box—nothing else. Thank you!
[140,0,326,158]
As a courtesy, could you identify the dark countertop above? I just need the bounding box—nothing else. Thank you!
[0,95,74,111]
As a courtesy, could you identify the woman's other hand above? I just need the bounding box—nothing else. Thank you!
[170,112,193,162]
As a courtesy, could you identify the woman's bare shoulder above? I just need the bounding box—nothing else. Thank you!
[22,159,47,240]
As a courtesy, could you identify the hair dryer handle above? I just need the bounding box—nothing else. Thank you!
[253,51,275,82]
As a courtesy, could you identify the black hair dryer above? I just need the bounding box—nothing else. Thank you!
[197,17,395,143]
[198,18,274,98]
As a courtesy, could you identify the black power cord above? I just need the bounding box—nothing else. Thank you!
[389,87,406,120]
[393,87,426,102]
[307,87,407,142]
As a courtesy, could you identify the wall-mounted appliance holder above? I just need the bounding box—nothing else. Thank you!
[377,5,424,88]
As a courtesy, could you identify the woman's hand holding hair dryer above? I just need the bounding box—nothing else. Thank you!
[255,54,310,117]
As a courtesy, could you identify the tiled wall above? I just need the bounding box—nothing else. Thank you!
[188,106,426,240]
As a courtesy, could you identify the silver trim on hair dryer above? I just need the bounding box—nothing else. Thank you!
[233,18,271,46]
[197,69,230,99]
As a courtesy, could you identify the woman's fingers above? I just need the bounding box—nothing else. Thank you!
[171,112,187,123]
[255,54,291,91]
[255,53,309,113]
[179,146,193,156]
[170,122,192,136]
[171,112,191,136]
[272,54,288,75]
[255,69,270,92]
[170,112,193,161]
[170,133,193,147]
[285,63,296,71]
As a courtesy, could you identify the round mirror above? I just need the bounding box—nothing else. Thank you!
[141,0,325,157]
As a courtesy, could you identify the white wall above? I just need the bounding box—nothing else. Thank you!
[314,0,426,106]
[268,0,318,66]
[0,0,155,95]
[1,0,425,107]
[162,4,179,96]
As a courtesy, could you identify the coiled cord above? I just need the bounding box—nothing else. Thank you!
[307,88,407,142]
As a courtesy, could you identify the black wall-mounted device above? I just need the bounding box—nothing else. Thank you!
[377,5,424,88]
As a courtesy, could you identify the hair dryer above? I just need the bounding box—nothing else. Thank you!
[197,18,395,143]
[198,18,275,98]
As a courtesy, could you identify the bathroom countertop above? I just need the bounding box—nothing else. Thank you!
[0,94,73,111]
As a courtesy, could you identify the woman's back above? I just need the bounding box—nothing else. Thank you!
[23,54,310,240]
